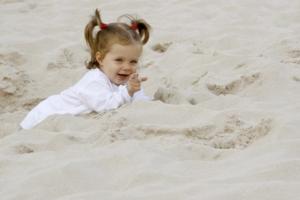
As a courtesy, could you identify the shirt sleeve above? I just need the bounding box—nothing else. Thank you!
[77,80,132,112]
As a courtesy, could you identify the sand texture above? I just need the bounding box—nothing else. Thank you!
[1,0,300,199]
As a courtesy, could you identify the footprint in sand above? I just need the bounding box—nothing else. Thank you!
[96,117,130,143]
[14,144,35,154]
[153,74,207,105]
[151,42,172,53]
[0,52,27,97]
[47,48,76,70]
[153,86,185,104]
[292,76,300,82]
[22,97,44,110]
[0,52,29,112]
[211,116,272,149]
[206,72,261,96]
[128,115,272,149]
[104,114,272,151]
[0,65,25,96]
[0,51,25,66]
[281,49,300,65]
[152,76,184,104]
[153,87,200,105]
[135,124,217,141]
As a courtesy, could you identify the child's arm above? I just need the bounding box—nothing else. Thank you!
[77,80,132,112]
[127,73,147,96]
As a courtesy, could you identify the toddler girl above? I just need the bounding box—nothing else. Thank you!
[20,9,151,129]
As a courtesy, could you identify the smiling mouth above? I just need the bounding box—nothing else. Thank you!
[117,73,130,78]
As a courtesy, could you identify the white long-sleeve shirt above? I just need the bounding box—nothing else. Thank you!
[20,68,150,129]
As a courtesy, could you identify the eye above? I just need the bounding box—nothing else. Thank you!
[130,60,138,64]
[115,58,123,62]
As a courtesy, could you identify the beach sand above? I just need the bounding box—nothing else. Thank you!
[1,0,300,199]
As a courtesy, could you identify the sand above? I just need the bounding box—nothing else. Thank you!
[1,0,300,199]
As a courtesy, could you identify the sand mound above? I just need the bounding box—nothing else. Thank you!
[1,0,300,199]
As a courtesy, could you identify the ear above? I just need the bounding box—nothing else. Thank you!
[95,51,103,65]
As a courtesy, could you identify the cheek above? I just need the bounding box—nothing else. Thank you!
[131,65,138,72]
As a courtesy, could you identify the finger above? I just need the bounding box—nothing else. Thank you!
[129,73,138,80]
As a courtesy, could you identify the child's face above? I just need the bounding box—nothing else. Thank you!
[97,43,142,85]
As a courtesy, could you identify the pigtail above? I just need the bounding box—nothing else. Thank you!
[118,14,151,45]
[133,19,151,45]
[84,9,103,69]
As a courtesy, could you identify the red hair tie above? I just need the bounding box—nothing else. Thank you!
[131,22,138,30]
[100,22,108,30]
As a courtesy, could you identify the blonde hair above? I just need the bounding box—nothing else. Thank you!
[84,9,151,69]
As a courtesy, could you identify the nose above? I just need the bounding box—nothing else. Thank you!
[122,62,136,72]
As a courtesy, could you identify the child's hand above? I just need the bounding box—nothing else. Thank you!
[127,73,147,97]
